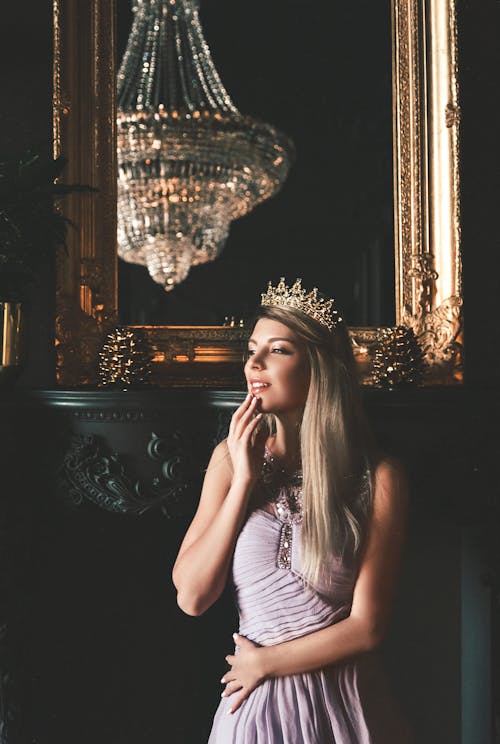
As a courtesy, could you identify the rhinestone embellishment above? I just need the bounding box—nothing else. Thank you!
[277,524,293,569]
[261,446,303,570]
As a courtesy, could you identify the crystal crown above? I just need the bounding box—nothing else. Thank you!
[261,277,342,332]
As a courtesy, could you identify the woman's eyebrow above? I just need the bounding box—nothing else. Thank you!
[248,336,297,345]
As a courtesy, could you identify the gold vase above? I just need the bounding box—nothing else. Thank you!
[0,302,26,385]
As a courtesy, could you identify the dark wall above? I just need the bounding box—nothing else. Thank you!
[0,2,54,387]
[458,0,500,388]
[0,4,52,156]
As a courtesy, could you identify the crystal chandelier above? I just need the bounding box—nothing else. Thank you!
[117,0,294,290]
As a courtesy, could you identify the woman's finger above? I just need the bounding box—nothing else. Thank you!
[230,394,254,438]
[234,396,258,438]
[242,413,264,443]
[221,680,242,698]
[253,420,268,451]
[228,393,252,435]
[228,689,249,714]
[221,669,235,684]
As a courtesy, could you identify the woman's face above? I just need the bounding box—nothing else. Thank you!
[244,318,310,415]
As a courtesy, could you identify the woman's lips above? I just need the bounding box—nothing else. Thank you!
[249,383,271,395]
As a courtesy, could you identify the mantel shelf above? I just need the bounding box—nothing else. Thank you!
[0,385,498,412]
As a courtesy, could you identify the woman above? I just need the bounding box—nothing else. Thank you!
[172,278,413,743]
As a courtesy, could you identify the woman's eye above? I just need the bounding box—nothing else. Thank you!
[246,347,290,357]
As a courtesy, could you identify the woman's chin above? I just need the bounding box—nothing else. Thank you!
[256,399,273,414]
[252,395,266,410]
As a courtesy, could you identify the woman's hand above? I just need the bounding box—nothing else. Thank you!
[221,633,267,714]
[227,394,267,486]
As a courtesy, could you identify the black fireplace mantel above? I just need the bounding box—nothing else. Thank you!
[3,385,497,521]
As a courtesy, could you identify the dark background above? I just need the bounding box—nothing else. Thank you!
[116,0,395,328]
[0,2,500,743]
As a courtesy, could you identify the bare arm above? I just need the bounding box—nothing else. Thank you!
[172,440,251,616]
[221,458,410,710]
[172,394,267,616]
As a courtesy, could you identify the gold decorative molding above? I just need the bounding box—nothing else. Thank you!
[53,0,118,386]
[128,326,248,387]
[392,0,462,382]
[445,103,461,128]
[53,0,463,387]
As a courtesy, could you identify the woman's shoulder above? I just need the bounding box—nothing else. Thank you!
[210,437,230,457]
[372,455,409,510]
[374,454,408,480]
[207,438,233,474]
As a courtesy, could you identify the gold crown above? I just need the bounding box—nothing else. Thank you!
[261,277,342,331]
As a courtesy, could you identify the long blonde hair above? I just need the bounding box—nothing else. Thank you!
[253,305,382,588]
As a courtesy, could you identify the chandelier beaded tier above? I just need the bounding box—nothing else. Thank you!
[117,0,294,290]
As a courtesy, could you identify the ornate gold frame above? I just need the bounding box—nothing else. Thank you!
[53,0,462,387]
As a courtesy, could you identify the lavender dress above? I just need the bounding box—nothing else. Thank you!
[208,453,413,744]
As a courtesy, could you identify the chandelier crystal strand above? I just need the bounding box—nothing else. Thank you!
[117,0,294,290]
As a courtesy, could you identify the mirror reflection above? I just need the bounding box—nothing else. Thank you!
[117,1,394,328]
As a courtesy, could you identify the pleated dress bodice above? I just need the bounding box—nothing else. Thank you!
[208,450,413,744]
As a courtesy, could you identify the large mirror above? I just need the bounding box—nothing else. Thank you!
[53,0,463,387]
[115,1,395,329]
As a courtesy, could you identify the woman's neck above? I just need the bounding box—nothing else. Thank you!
[268,414,302,471]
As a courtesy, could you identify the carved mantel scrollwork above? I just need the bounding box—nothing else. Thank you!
[58,432,194,518]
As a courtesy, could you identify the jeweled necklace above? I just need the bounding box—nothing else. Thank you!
[261,446,303,570]
[261,446,303,525]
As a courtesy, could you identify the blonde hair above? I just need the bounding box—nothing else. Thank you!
[253,305,382,588]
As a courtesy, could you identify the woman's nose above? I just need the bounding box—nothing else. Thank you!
[250,352,265,368]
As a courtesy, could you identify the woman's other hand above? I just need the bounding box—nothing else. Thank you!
[221,633,267,714]
[227,394,267,486]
